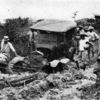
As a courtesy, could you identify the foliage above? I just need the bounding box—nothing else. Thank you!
[0,17,34,56]
[4,17,31,42]
[76,18,95,27]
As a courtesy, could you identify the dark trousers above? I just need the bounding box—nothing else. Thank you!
[28,41,36,54]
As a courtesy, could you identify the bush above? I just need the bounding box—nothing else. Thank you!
[4,17,31,42]
[1,17,33,56]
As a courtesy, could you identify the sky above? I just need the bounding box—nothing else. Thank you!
[0,0,100,23]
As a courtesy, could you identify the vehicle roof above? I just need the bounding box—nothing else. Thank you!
[30,19,76,32]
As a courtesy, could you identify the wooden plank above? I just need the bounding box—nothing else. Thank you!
[0,72,47,88]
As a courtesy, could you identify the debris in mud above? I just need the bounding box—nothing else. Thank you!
[0,59,97,100]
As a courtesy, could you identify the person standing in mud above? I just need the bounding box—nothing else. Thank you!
[79,34,90,60]
[27,30,37,54]
[75,25,86,55]
[27,30,44,56]
[83,27,92,59]
[87,26,99,56]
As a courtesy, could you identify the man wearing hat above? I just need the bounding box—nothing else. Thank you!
[88,26,99,41]
[88,26,99,56]
[79,34,90,60]
[0,36,18,61]
[78,25,86,35]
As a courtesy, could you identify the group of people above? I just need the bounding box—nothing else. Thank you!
[76,25,99,61]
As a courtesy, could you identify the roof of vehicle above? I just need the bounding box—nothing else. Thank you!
[30,19,76,32]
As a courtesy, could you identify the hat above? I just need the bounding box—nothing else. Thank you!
[78,25,83,29]
[80,34,88,39]
[84,26,88,31]
[3,36,9,40]
[88,26,94,30]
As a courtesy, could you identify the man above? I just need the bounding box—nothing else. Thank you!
[88,26,99,41]
[87,26,99,56]
[27,30,37,53]
[79,26,86,35]
[0,36,18,61]
[27,30,44,56]
[79,34,90,60]
[0,36,18,73]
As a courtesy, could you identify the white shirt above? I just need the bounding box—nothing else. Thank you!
[79,39,89,51]
[87,32,99,40]
[80,29,85,35]
[1,39,16,56]
[85,36,91,41]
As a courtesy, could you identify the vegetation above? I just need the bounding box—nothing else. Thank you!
[0,17,33,56]
[76,18,95,26]
[4,17,32,41]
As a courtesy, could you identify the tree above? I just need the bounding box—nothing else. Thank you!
[72,11,79,20]
[4,17,30,42]
[76,18,95,26]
